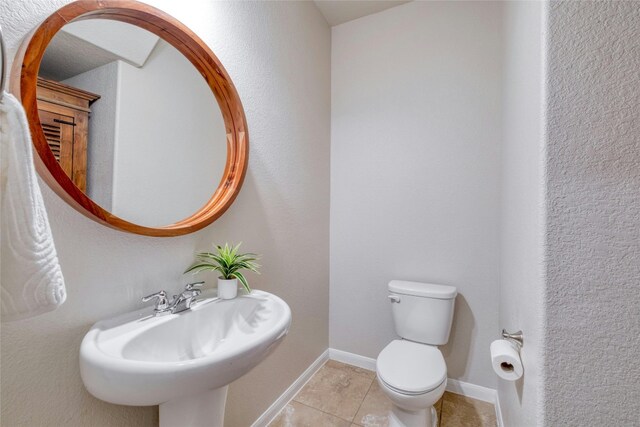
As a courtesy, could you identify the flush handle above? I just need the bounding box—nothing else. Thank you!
[388,295,401,303]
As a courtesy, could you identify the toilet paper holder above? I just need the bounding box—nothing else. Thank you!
[501,329,524,348]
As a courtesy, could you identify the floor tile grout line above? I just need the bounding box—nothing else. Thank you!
[349,376,375,425]
[291,399,357,424]
[290,360,330,407]
[286,387,494,427]
[325,361,376,425]
[292,362,375,424]
[284,360,495,427]
[301,374,374,424]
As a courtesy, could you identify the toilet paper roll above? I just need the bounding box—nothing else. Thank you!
[490,339,523,381]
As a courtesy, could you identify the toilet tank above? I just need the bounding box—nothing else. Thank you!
[388,280,457,345]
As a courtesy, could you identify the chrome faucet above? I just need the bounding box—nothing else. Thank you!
[142,290,171,315]
[142,282,204,316]
[170,281,204,314]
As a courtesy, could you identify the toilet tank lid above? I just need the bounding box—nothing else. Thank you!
[388,280,457,299]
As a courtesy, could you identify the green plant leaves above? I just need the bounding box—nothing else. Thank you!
[232,271,251,293]
[184,242,260,293]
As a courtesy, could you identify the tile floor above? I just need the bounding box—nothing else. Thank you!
[269,360,497,427]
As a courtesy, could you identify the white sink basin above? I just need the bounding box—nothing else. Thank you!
[80,290,291,426]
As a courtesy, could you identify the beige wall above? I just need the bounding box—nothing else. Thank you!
[0,1,331,426]
[499,1,545,425]
[330,1,503,389]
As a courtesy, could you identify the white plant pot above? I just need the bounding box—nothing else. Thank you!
[218,278,238,299]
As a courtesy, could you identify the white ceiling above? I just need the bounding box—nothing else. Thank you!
[314,0,411,26]
[40,20,159,81]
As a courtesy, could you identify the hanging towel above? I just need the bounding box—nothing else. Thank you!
[0,92,66,322]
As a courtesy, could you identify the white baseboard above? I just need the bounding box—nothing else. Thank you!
[251,349,329,427]
[445,378,495,403]
[252,348,504,426]
[329,348,376,371]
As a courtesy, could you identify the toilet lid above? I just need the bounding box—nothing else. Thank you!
[376,340,447,395]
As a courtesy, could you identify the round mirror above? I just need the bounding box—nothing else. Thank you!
[11,1,248,236]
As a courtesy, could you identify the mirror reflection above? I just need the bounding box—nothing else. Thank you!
[37,19,227,227]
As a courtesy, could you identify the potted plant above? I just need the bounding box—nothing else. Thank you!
[184,243,260,299]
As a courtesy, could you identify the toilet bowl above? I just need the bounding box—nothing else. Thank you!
[376,281,457,427]
[377,340,447,427]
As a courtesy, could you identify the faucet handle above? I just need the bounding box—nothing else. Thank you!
[142,290,170,312]
[184,281,204,291]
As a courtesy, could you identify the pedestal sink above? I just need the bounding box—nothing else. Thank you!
[80,290,291,427]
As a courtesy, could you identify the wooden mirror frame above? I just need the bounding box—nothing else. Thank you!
[10,0,248,237]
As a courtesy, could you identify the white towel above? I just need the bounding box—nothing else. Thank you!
[0,92,66,322]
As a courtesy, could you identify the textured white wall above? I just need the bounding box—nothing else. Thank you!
[499,1,545,425]
[330,1,502,389]
[545,1,640,424]
[0,1,330,426]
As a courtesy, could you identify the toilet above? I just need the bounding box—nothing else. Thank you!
[376,280,457,427]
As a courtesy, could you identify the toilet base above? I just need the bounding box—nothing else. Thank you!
[389,405,438,427]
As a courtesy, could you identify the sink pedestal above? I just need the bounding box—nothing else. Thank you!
[159,386,228,427]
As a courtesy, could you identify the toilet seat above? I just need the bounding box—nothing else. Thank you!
[376,340,447,395]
